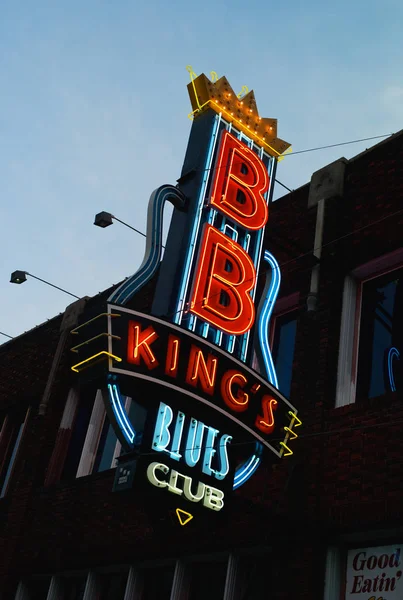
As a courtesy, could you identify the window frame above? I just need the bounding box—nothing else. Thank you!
[269,292,299,396]
[50,387,146,484]
[15,548,272,600]
[0,407,30,498]
[76,389,129,478]
[336,248,403,407]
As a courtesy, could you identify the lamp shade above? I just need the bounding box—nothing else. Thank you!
[10,270,27,284]
[94,212,113,228]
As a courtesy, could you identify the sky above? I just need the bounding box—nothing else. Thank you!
[1,0,403,341]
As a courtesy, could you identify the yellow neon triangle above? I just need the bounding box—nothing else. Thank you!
[176,508,193,526]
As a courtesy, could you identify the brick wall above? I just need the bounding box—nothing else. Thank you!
[1,133,403,598]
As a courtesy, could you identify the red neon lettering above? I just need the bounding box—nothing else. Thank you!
[210,130,269,230]
[127,321,158,370]
[165,335,180,378]
[221,370,249,412]
[186,345,217,396]
[255,395,278,434]
[189,225,256,335]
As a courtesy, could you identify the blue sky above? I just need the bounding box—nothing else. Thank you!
[1,0,402,340]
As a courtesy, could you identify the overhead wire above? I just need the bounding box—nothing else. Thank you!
[168,204,403,321]
[186,132,394,176]
[0,331,13,340]
[98,131,396,243]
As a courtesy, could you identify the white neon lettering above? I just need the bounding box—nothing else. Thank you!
[168,469,184,496]
[147,462,169,488]
[146,462,225,511]
[203,486,224,511]
[182,475,205,502]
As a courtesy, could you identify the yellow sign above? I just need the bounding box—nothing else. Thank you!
[186,67,291,159]
[176,508,193,526]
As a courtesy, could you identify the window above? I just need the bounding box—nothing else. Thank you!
[324,543,403,600]
[54,575,87,600]
[272,311,298,398]
[336,250,403,406]
[187,561,228,600]
[62,390,95,480]
[15,577,51,600]
[140,566,175,599]
[60,388,146,480]
[357,268,403,399]
[252,293,299,395]
[63,577,86,600]
[0,408,29,498]
[235,553,272,600]
[99,572,129,600]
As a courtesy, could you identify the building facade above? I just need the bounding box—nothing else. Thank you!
[1,74,403,599]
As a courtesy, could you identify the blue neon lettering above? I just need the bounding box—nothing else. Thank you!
[202,426,219,476]
[170,411,185,461]
[184,419,205,467]
[152,402,173,452]
[214,434,232,480]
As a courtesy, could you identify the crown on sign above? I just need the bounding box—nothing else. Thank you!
[186,67,291,159]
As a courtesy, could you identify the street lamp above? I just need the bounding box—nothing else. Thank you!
[94,211,147,240]
[10,270,80,299]
[10,270,27,284]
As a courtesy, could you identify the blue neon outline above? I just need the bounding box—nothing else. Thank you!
[108,185,186,305]
[234,454,256,485]
[107,383,136,445]
[233,249,280,490]
[387,346,400,392]
[257,251,281,387]
[233,455,260,490]
[175,115,221,324]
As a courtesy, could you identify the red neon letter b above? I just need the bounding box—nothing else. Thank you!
[189,225,256,335]
[210,131,269,230]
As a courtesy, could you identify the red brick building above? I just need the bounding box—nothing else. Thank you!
[1,129,403,599]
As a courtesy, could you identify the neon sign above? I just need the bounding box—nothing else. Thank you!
[387,346,400,392]
[105,306,299,458]
[71,70,300,513]
[145,401,230,512]
[189,224,257,335]
[209,131,269,230]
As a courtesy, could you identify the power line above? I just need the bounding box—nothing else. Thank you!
[190,132,394,176]
[0,331,13,340]
[169,205,403,320]
[104,131,395,243]
[275,179,293,192]
[289,134,393,156]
